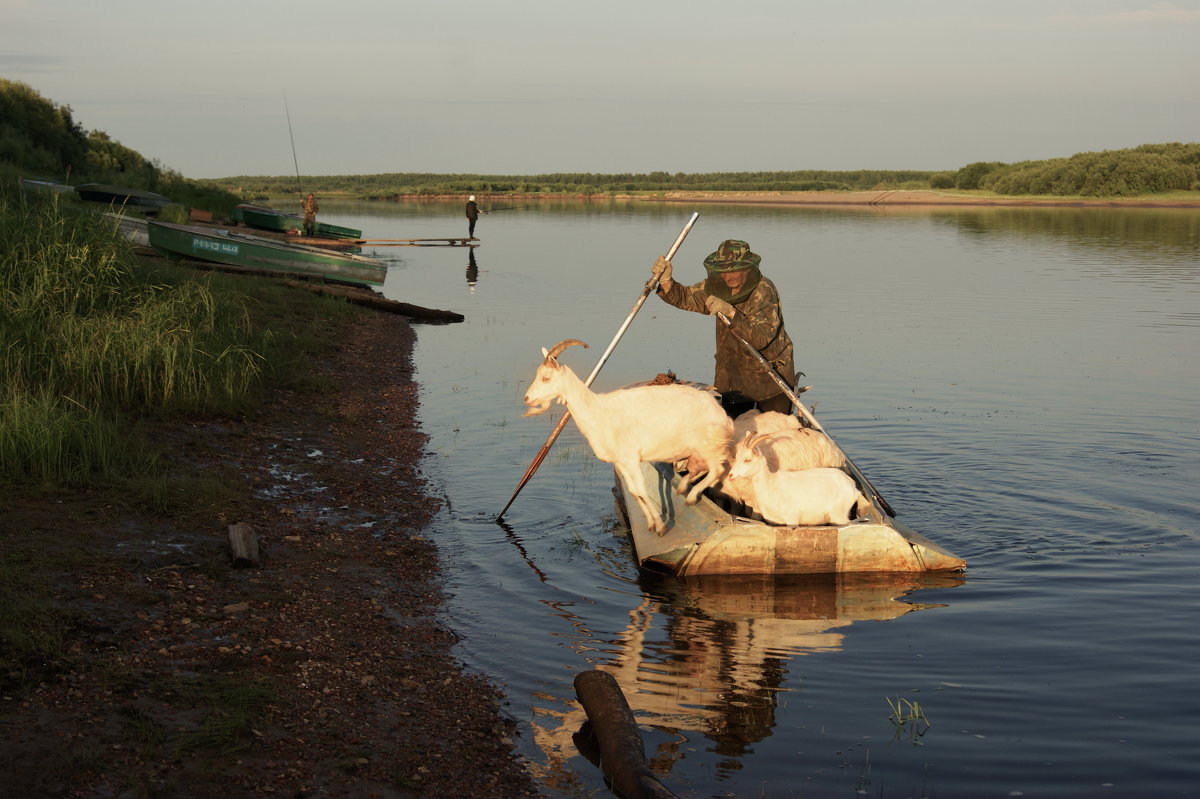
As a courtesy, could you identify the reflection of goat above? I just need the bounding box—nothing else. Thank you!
[727,434,867,526]
[522,339,733,534]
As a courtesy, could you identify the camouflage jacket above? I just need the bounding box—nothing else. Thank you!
[302,195,318,219]
[657,275,795,401]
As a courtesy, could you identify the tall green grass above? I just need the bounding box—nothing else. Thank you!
[0,182,347,488]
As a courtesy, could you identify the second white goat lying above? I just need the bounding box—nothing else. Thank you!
[726,432,867,526]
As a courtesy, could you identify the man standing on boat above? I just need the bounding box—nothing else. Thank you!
[651,239,796,417]
[465,194,484,239]
[302,192,319,236]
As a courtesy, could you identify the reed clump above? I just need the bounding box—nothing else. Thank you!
[0,184,330,488]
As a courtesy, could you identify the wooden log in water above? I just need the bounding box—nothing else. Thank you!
[279,280,464,323]
[227,523,261,568]
[573,670,677,799]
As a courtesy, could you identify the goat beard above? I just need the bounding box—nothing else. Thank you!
[523,400,552,417]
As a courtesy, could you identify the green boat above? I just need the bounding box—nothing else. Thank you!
[147,220,387,286]
[232,203,362,240]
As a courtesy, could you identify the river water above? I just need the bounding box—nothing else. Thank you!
[288,198,1199,798]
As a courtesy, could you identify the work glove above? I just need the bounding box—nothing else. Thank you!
[705,295,735,318]
[650,255,673,285]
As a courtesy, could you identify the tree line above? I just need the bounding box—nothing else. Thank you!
[3,79,1196,203]
[210,147,1200,199]
[0,79,240,215]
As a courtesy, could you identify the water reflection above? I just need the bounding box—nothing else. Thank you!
[466,247,479,291]
[532,572,963,780]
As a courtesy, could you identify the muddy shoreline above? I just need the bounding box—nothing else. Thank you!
[1,312,541,798]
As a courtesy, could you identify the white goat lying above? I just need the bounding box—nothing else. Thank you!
[726,433,868,526]
[718,417,847,508]
[522,339,733,534]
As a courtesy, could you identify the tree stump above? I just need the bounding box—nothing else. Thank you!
[573,669,676,799]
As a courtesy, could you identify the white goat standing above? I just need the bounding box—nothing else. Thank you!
[726,432,867,526]
[522,339,734,534]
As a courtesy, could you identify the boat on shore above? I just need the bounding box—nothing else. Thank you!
[75,183,171,210]
[103,212,150,246]
[612,400,966,578]
[146,219,388,286]
[20,177,77,196]
[232,203,362,240]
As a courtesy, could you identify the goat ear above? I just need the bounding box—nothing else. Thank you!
[540,347,549,358]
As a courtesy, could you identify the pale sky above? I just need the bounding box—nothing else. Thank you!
[3,0,1198,179]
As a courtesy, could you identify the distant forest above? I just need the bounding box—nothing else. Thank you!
[209,143,1200,199]
[3,80,1198,206]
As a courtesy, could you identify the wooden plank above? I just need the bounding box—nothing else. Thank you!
[227,523,261,568]
[280,280,465,323]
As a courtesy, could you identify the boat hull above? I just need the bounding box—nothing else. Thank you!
[75,183,170,209]
[233,204,362,240]
[146,220,387,286]
[615,461,965,577]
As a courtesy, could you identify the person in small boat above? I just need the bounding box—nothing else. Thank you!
[465,194,484,239]
[651,239,796,417]
[301,192,319,236]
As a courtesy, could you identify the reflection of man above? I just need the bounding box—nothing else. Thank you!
[466,248,478,291]
[301,192,319,236]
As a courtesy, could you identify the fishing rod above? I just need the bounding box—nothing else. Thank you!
[496,211,700,522]
[283,91,303,198]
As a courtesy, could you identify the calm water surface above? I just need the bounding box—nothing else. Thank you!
[294,198,1199,798]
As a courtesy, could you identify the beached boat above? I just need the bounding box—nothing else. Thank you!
[20,177,77,196]
[75,183,171,210]
[103,212,150,246]
[612,405,966,577]
[232,203,362,240]
[146,219,388,286]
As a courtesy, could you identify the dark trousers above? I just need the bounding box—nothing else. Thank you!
[720,391,792,419]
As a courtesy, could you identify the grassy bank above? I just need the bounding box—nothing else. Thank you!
[1,180,365,704]
[0,182,356,498]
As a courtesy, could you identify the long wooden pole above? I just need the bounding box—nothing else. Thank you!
[495,212,700,521]
[715,312,896,518]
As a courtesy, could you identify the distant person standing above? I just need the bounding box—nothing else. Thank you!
[301,192,319,236]
[465,194,485,239]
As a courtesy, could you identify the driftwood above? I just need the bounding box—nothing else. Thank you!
[573,670,677,799]
[227,523,261,568]
[151,252,463,323]
[280,280,464,323]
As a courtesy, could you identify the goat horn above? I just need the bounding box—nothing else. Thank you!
[544,339,589,362]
